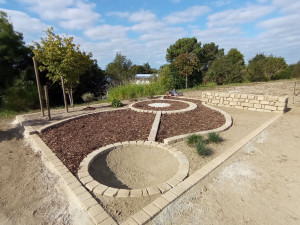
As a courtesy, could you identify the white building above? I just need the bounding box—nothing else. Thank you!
[135,74,158,84]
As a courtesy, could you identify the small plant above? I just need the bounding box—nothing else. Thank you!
[187,134,203,147]
[111,99,122,108]
[195,141,213,156]
[207,132,223,144]
[82,92,95,106]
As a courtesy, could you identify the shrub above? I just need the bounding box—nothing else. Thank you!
[81,92,95,105]
[186,134,203,147]
[207,132,223,144]
[195,141,213,156]
[111,99,122,108]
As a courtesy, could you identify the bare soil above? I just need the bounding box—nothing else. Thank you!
[89,145,179,189]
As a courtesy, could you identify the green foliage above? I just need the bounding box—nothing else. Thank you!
[0,11,33,99]
[206,48,246,84]
[32,27,93,106]
[247,54,287,82]
[106,52,133,85]
[292,61,300,78]
[82,92,95,104]
[3,78,39,112]
[199,42,224,73]
[157,64,185,90]
[166,37,201,63]
[111,99,122,108]
[274,65,293,80]
[195,141,213,156]
[186,134,203,147]
[207,132,223,143]
[107,83,165,101]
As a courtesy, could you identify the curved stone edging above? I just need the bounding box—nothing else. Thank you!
[77,140,189,198]
[129,99,197,114]
[163,101,233,144]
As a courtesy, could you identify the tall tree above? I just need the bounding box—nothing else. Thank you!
[166,37,201,63]
[105,52,133,85]
[199,42,224,72]
[174,53,201,89]
[32,27,93,107]
[0,11,32,97]
[292,61,300,78]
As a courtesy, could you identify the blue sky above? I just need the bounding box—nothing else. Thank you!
[1,0,299,69]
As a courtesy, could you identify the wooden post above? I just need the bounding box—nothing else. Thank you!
[61,76,68,113]
[44,85,51,120]
[32,56,44,116]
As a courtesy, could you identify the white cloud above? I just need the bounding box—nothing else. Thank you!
[212,0,233,7]
[272,0,300,14]
[0,8,49,42]
[106,11,130,18]
[128,10,157,23]
[17,0,100,30]
[163,6,210,24]
[169,0,181,3]
[84,24,130,40]
[0,0,6,4]
[208,5,274,28]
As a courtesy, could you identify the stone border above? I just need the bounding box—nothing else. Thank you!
[148,112,161,141]
[163,101,233,144]
[77,141,189,198]
[129,99,197,114]
[201,91,288,113]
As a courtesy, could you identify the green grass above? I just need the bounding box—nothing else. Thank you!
[186,134,203,147]
[107,82,166,102]
[207,132,223,144]
[195,141,213,156]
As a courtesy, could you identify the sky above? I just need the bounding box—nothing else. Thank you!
[1,0,300,69]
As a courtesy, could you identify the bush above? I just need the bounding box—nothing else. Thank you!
[111,99,122,108]
[186,134,203,147]
[207,132,223,143]
[82,92,95,105]
[195,141,213,156]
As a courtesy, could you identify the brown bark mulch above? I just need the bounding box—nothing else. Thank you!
[39,110,155,174]
[132,100,189,111]
[155,97,226,142]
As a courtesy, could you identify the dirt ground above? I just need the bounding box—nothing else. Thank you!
[0,80,300,224]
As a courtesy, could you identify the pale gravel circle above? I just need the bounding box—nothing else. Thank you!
[148,103,171,108]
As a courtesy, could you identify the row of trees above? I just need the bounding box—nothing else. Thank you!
[158,37,300,90]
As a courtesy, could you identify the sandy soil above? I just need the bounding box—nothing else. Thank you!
[0,119,93,225]
[89,145,179,189]
[150,102,300,225]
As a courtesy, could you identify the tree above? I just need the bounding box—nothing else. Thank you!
[174,53,201,89]
[0,11,33,104]
[292,61,300,78]
[157,64,185,90]
[32,27,93,107]
[199,42,224,73]
[166,37,201,63]
[106,52,133,85]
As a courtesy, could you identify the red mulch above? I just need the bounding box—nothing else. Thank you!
[39,110,155,174]
[155,97,226,142]
[132,100,189,111]
[39,98,226,174]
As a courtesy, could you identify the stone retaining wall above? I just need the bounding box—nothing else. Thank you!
[201,91,288,113]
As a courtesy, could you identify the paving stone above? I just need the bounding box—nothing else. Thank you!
[99,216,117,225]
[68,180,82,190]
[120,217,139,225]
[77,191,92,202]
[117,189,130,198]
[142,189,148,196]
[60,171,73,180]
[156,183,172,193]
[130,189,142,197]
[132,210,151,225]
[82,197,98,210]
[86,180,100,191]
[94,184,109,195]
[73,186,86,195]
[167,178,181,187]
[94,211,110,224]
[64,176,78,185]
[169,186,186,196]
[184,176,199,186]
[177,180,193,191]
[153,197,169,210]
[162,191,177,202]
[80,175,93,185]
[88,204,105,217]
[103,187,118,197]
[143,203,161,217]
[146,186,161,195]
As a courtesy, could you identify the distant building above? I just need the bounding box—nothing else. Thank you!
[135,74,158,84]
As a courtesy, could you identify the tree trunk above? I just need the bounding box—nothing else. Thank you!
[68,86,74,107]
[61,76,68,113]
[185,75,188,89]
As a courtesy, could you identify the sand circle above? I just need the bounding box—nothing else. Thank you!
[148,102,171,108]
[89,145,179,189]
